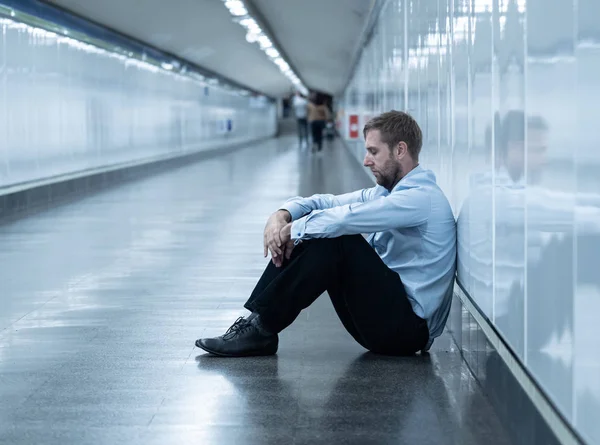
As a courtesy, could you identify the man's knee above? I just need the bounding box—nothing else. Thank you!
[296,235,359,254]
[304,235,364,246]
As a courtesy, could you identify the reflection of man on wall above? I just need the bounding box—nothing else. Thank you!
[461,110,600,416]
[491,111,550,356]
[457,110,600,358]
[499,112,547,184]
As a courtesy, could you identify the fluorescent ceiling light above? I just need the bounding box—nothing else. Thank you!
[247,22,260,32]
[225,0,244,9]
[221,0,307,94]
[258,35,272,48]
[239,18,258,29]
[230,7,247,16]
[265,48,279,58]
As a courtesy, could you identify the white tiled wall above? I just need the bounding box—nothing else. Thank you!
[340,0,600,442]
[0,15,277,189]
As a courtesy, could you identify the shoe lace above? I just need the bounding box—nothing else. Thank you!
[222,316,253,340]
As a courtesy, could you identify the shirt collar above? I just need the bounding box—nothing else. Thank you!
[390,165,424,192]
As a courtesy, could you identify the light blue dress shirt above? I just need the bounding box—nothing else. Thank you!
[280,165,457,342]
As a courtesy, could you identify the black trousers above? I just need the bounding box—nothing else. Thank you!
[297,118,308,144]
[310,120,326,151]
[244,235,429,355]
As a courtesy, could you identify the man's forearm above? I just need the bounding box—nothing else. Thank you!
[278,189,372,223]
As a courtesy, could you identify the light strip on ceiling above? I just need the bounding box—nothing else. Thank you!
[221,0,308,95]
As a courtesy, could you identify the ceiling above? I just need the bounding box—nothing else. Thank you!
[44,0,376,97]
[251,0,375,95]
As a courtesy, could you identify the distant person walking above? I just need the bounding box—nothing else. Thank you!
[292,92,309,147]
[308,94,330,153]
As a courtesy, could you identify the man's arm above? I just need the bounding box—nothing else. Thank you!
[496,186,600,232]
[291,187,431,241]
[279,188,377,222]
[266,187,377,266]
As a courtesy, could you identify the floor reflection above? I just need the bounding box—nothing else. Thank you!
[194,351,510,444]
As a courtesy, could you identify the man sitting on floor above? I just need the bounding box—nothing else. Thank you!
[195,111,457,357]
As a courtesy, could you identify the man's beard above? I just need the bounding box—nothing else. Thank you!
[379,162,403,190]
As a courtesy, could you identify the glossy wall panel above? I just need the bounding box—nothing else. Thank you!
[340,0,600,442]
[0,12,276,189]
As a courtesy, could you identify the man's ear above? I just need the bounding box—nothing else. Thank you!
[395,141,408,159]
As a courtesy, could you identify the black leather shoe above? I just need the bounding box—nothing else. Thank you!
[195,317,278,357]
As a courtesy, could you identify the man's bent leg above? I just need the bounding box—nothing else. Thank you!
[324,236,429,355]
[197,235,427,356]
[194,240,319,357]
[244,237,348,333]
[245,234,428,356]
[244,241,309,310]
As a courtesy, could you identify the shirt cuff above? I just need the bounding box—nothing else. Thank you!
[291,217,308,243]
[279,202,305,221]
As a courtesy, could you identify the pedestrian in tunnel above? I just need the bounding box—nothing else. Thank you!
[307,93,330,153]
[292,91,309,148]
[195,111,457,357]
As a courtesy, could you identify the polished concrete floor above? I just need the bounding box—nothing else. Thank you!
[0,137,512,444]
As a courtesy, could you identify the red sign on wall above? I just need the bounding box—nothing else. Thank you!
[349,114,359,139]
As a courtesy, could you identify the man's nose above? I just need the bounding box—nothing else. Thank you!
[363,154,372,167]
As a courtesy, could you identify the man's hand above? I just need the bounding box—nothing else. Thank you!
[280,222,296,261]
[264,210,291,265]
[270,223,294,268]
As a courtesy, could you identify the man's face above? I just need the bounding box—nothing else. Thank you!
[363,129,402,190]
[505,129,548,182]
